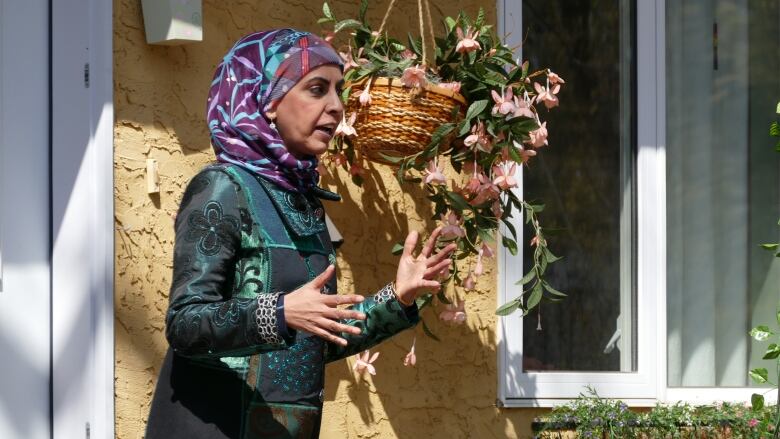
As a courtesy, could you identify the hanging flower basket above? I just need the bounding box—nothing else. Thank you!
[346,77,466,163]
[319,0,567,321]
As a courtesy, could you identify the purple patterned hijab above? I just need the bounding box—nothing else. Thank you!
[206,29,343,192]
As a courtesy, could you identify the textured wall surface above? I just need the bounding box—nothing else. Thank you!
[113,0,543,437]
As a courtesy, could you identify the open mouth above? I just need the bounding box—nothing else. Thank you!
[315,124,335,137]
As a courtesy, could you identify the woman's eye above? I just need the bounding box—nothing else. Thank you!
[310,85,326,95]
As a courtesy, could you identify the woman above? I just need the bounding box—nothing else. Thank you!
[145,29,454,439]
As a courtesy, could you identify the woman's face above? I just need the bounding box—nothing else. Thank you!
[268,65,345,158]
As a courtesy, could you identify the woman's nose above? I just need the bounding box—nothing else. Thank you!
[327,90,344,118]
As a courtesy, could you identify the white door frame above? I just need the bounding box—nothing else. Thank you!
[495,0,663,406]
[51,0,114,436]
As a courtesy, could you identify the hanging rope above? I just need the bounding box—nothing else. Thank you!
[373,0,438,67]
[373,0,398,48]
[423,0,436,67]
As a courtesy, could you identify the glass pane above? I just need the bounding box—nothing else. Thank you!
[520,0,636,372]
[666,0,780,387]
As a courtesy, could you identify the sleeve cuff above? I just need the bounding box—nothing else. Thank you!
[255,293,285,346]
[373,282,419,321]
[274,293,297,345]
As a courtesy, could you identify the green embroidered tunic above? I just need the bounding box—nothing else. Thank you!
[146,165,419,439]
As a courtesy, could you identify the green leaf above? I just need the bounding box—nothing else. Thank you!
[525,283,543,311]
[359,0,369,23]
[529,204,545,213]
[465,100,489,122]
[749,368,769,384]
[444,190,470,211]
[502,218,517,240]
[457,119,471,136]
[482,62,510,79]
[751,393,765,411]
[421,319,441,341]
[444,17,457,33]
[776,101,780,114]
[391,242,405,255]
[770,121,780,137]
[750,325,773,341]
[377,152,406,164]
[761,243,779,251]
[502,236,518,256]
[543,247,562,263]
[763,343,780,360]
[426,123,456,151]
[437,290,452,305]
[776,310,780,326]
[542,281,567,297]
[335,19,363,33]
[317,17,334,24]
[495,299,520,316]
[517,270,536,285]
[322,2,333,19]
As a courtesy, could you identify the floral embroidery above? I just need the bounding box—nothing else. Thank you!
[185,200,240,256]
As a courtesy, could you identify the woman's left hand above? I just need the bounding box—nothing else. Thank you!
[394,227,456,306]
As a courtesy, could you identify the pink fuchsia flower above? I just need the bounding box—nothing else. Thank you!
[403,338,416,367]
[401,49,418,60]
[358,85,372,106]
[353,350,380,375]
[511,140,537,164]
[423,159,447,185]
[534,81,560,109]
[530,235,546,247]
[339,47,368,73]
[438,81,462,93]
[335,113,357,137]
[491,87,516,116]
[328,152,348,167]
[512,94,535,119]
[527,121,549,148]
[463,121,493,153]
[748,418,759,428]
[323,31,336,43]
[440,211,465,239]
[491,200,502,218]
[474,249,485,276]
[401,65,427,88]
[481,242,496,259]
[492,162,519,190]
[440,299,467,323]
[465,172,484,195]
[455,27,481,53]
[547,70,565,85]
[349,162,365,177]
[470,180,500,206]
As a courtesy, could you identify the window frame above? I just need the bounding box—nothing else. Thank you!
[495,0,775,407]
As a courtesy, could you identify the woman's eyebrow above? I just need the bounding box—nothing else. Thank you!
[307,77,345,88]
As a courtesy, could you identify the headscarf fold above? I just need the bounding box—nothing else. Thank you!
[206,29,343,192]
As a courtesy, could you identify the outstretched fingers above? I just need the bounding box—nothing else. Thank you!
[309,265,336,289]
[420,227,443,258]
[402,230,420,259]
[426,243,456,268]
[425,258,452,280]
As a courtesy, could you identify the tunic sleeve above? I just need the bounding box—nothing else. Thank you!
[324,282,419,363]
[165,168,293,358]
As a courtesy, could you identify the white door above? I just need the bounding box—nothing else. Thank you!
[0,0,52,438]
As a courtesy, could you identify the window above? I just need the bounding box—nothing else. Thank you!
[498,0,780,406]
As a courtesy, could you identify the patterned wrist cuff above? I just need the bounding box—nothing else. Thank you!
[255,293,284,345]
[374,282,396,304]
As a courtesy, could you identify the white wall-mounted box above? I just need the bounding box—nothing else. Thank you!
[141,0,202,45]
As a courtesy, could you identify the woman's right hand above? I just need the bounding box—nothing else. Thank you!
[283,265,367,346]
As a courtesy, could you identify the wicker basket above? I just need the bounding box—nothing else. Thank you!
[345,77,467,164]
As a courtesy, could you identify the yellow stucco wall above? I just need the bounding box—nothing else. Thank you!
[113,0,545,437]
